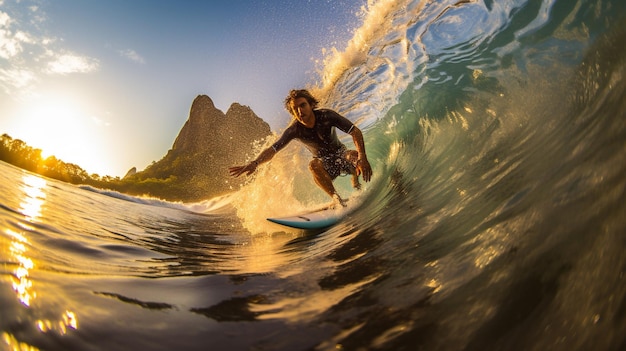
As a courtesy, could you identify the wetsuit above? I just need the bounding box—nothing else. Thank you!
[271,109,356,179]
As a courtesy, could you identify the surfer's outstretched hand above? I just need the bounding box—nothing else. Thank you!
[356,158,372,182]
[228,162,257,177]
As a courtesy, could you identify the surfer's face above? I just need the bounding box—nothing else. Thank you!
[291,97,315,128]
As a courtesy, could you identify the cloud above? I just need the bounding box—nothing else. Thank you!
[91,115,111,127]
[0,67,37,99]
[0,67,36,88]
[0,10,9,26]
[0,4,100,99]
[0,11,24,59]
[119,49,146,64]
[46,52,99,74]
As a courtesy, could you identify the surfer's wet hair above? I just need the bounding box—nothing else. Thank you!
[284,89,319,114]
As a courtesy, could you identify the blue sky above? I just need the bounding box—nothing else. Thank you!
[0,0,363,176]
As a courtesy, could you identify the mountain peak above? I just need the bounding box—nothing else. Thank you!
[136,94,272,201]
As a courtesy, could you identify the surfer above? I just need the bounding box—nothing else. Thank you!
[229,89,372,207]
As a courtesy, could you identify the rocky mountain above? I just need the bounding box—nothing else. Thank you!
[123,167,137,178]
[129,95,272,201]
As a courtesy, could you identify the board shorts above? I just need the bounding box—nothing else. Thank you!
[317,147,356,179]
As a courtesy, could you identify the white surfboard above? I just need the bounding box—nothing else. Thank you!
[267,203,351,229]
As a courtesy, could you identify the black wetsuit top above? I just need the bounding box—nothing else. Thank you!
[271,109,355,158]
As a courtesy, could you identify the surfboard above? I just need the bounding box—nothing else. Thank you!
[267,203,350,229]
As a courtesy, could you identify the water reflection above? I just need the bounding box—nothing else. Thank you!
[10,174,46,306]
[138,212,308,277]
[7,228,35,306]
[36,310,79,334]
[3,174,79,346]
[19,174,47,220]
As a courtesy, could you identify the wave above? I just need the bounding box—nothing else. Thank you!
[226,0,626,237]
[79,185,234,213]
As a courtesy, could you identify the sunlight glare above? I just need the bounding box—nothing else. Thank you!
[12,93,113,175]
[6,174,48,307]
[21,95,87,156]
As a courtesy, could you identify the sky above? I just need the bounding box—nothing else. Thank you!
[0,0,364,177]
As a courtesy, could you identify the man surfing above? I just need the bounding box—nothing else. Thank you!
[229,89,372,207]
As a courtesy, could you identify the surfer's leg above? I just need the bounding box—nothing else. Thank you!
[309,158,343,202]
[345,150,361,190]
[351,174,362,190]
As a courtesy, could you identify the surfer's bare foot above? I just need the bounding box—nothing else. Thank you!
[330,194,347,209]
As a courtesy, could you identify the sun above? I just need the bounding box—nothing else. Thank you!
[20,95,86,150]
[10,93,112,176]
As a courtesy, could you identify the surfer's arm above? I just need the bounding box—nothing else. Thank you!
[229,126,296,177]
[228,147,276,177]
[349,126,373,182]
[252,147,277,167]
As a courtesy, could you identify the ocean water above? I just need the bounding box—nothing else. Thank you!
[2,0,625,350]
